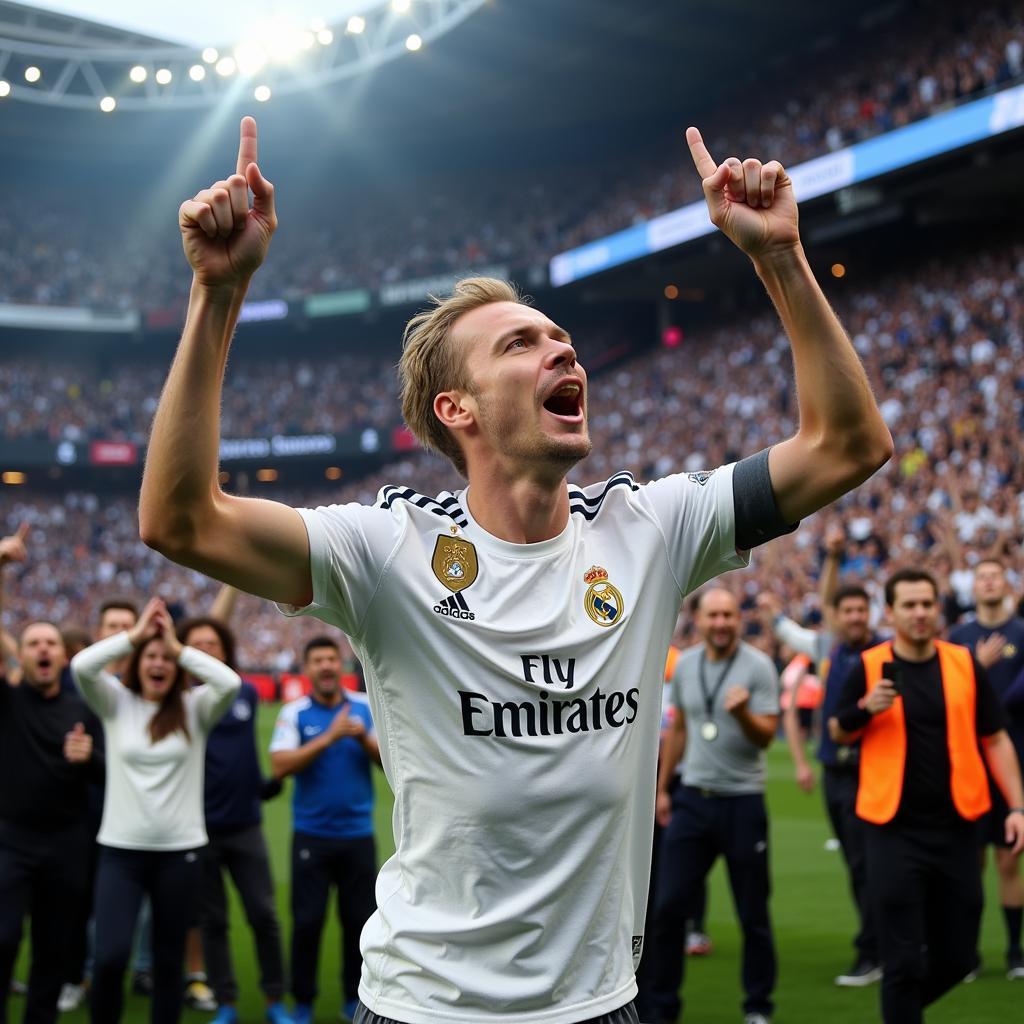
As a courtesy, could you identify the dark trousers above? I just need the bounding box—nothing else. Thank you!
[91,846,201,1024]
[201,824,286,1005]
[63,840,100,986]
[291,832,377,1006]
[649,787,776,1020]
[865,822,982,1024]
[823,764,877,961]
[0,830,87,1024]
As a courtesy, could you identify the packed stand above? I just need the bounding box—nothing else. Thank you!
[1,238,1022,668]
[0,1,1020,313]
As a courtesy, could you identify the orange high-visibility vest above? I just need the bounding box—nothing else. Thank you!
[857,639,990,825]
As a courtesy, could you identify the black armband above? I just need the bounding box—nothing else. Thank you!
[733,448,800,551]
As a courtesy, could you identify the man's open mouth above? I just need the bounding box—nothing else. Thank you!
[542,380,583,419]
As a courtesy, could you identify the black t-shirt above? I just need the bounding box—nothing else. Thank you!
[0,676,103,844]
[837,652,1007,829]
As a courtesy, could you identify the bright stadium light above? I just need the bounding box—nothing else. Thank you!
[189,63,206,81]
[129,64,147,82]
[346,15,366,34]
[299,30,316,49]
[215,56,237,76]
[100,95,116,111]
[393,0,411,12]
[234,41,267,76]
[202,47,219,63]
[0,80,10,98]
[155,68,172,84]
[405,33,422,51]
[24,66,41,82]
[316,28,334,45]
[254,84,271,102]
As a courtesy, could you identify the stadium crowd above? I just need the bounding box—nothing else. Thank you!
[0,0,1020,313]
[2,238,1022,669]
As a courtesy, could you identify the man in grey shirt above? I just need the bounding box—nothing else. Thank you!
[648,588,780,1024]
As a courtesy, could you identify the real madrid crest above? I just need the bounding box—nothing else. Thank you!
[432,535,479,594]
[583,565,625,628]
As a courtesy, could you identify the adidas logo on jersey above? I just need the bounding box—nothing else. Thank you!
[434,592,475,621]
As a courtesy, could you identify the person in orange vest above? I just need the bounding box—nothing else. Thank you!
[830,567,1024,1024]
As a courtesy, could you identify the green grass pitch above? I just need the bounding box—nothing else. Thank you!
[22,703,1021,1022]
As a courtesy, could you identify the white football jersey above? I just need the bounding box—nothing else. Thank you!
[281,465,747,1024]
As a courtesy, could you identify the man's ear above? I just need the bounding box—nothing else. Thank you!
[434,391,475,433]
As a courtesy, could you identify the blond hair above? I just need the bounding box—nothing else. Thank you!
[399,277,526,476]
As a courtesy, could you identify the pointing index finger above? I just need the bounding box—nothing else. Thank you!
[686,126,718,180]
[237,116,258,177]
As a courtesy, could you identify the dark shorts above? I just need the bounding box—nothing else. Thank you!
[353,999,639,1024]
[977,784,1014,850]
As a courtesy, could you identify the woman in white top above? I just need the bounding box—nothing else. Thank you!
[71,597,241,1024]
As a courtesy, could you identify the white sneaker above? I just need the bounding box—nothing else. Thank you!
[57,983,86,1012]
[744,1014,771,1024]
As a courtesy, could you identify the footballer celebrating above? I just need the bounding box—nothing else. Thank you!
[140,117,892,1024]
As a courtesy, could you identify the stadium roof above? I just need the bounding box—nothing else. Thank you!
[0,0,906,167]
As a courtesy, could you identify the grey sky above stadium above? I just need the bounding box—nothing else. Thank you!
[23,1,369,47]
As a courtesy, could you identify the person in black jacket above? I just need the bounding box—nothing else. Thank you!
[0,621,103,1024]
[178,615,290,1024]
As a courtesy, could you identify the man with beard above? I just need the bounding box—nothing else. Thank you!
[140,117,892,1023]
[831,568,1024,1024]
[949,558,1024,980]
[649,589,780,1024]
[270,637,379,1024]
[0,622,103,1024]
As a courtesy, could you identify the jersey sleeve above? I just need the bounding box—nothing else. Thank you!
[749,653,781,716]
[269,701,302,754]
[639,463,749,596]
[277,501,406,637]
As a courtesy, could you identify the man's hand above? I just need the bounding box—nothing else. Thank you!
[724,686,750,715]
[656,790,673,828]
[824,524,846,557]
[326,705,365,743]
[687,126,799,260]
[863,681,898,716]
[63,722,93,764]
[0,522,29,567]
[179,116,277,289]
[1006,810,1024,856]
[795,762,815,794]
[976,633,1007,670]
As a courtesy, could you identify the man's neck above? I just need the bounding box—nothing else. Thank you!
[27,679,60,699]
[976,600,1010,629]
[314,687,343,707]
[465,469,570,544]
[705,640,739,662]
[892,635,937,662]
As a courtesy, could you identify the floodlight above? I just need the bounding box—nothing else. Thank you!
[347,15,366,34]
[155,68,172,84]
[24,66,41,82]
[129,65,147,82]
[299,31,316,49]
[254,84,271,102]
[202,47,219,64]
[100,96,116,112]
[393,0,411,12]
[0,80,10,98]
[317,28,334,45]
[216,56,237,76]
[189,64,206,81]
[405,33,422,51]
[235,42,267,76]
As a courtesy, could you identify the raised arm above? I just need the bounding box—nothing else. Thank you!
[139,117,312,607]
[0,523,29,679]
[70,633,132,719]
[687,127,893,523]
